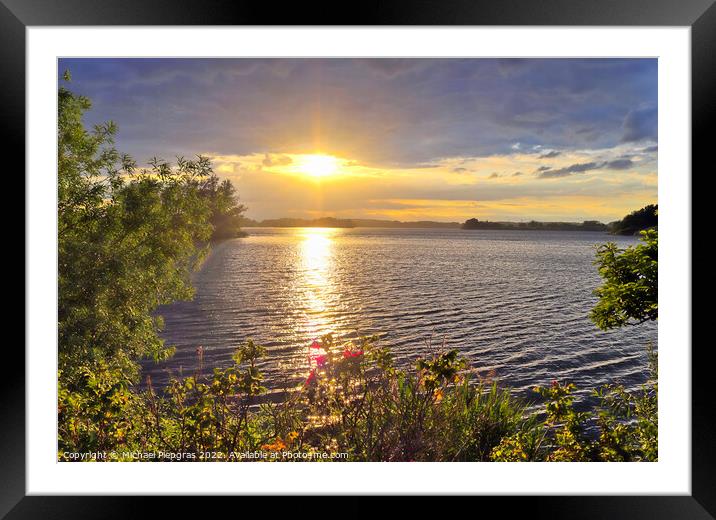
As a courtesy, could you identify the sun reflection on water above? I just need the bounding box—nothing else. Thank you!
[298,227,338,339]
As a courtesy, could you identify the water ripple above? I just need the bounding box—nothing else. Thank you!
[142,227,657,403]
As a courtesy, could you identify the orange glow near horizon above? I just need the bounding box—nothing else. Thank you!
[207,150,657,223]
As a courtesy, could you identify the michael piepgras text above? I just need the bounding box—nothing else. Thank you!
[60,450,349,461]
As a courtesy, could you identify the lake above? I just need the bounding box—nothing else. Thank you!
[143,227,657,404]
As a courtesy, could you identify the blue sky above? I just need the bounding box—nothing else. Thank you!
[58,58,658,222]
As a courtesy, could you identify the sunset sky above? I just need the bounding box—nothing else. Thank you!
[58,58,657,223]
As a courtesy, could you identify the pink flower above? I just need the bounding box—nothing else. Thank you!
[309,340,327,366]
[305,369,316,386]
[343,349,364,359]
[551,379,559,387]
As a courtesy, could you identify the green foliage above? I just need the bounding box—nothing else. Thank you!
[59,329,657,462]
[416,349,464,392]
[57,78,248,454]
[489,429,545,462]
[199,173,248,240]
[58,361,141,456]
[155,341,269,455]
[592,345,658,462]
[59,82,209,384]
[536,381,593,461]
[590,228,658,330]
[59,333,535,461]
[490,358,658,462]
[283,337,531,461]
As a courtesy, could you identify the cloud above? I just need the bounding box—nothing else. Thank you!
[538,162,600,179]
[262,153,292,167]
[603,158,634,170]
[512,171,524,177]
[537,158,636,178]
[58,58,657,166]
[539,150,561,158]
[488,172,500,179]
[621,104,657,142]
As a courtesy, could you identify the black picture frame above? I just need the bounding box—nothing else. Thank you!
[6,0,710,514]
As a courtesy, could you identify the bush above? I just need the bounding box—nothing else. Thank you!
[591,229,658,330]
[59,335,539,461]
[490,347,658,462]
[279,336,531,461]
[60,332,658,462]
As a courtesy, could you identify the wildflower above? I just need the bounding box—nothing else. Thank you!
[315,354,327,367]
[310,340,321,349]
[551,379,559,387]
[342,349,364,359]
[261,438,286,452]
[305,369,316,386]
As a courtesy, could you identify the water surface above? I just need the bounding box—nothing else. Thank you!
[144,227,656,403]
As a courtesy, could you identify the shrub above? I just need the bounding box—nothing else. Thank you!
[59,335,537,462]
[490,347,658,462]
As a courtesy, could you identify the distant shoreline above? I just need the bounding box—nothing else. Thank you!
[237,211,658,235]
[242,225,612,232]
[238,217,612,232]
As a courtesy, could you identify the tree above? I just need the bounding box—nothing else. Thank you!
[57,75,249,453]
[198,173,247,240]
[608,204,658,235]
[590,229,658,330]
[462,218,480,229]
[58,77,241,387]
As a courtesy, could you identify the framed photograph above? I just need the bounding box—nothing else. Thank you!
[10,0,709,512]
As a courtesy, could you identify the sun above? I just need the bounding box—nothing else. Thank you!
[300,154,339,177]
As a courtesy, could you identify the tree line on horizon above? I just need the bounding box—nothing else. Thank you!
[461,218,608,232]
[235,206,657,233]
[462,205,657,234]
